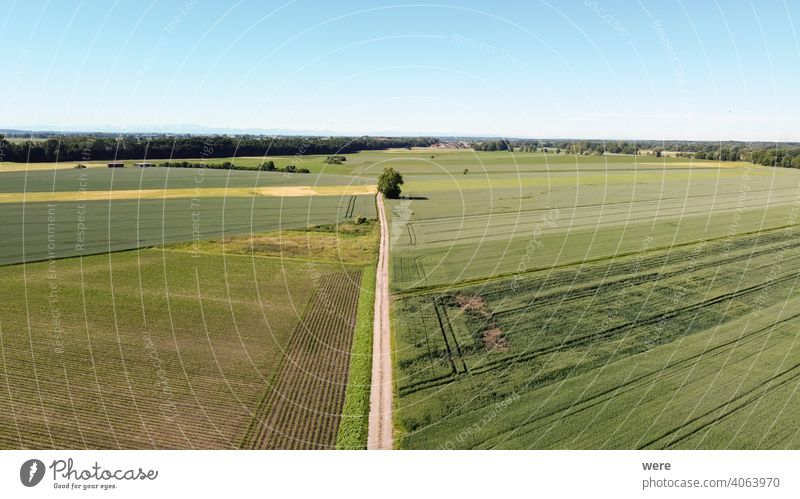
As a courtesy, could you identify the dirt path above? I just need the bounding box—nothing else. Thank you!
[368,192,393,449]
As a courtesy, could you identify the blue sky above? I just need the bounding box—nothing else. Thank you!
[1,0,799,140]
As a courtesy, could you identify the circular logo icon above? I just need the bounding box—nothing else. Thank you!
[20,459,45,487]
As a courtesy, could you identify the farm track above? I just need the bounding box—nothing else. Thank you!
[431,299,461,375]
[240,270,362,449]
[439,300,469,373]
[406,223,417,245]
[368,192,393,449]
[344,195,357,218]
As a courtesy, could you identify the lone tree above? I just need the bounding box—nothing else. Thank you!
[377,167,404,199]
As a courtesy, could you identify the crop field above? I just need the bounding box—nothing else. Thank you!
[0,249,335,448]
[241,268,363,449]
[0,156,334,172]
[6,148,714,175]
[6,148,800,450]
[0,220,376,449]
[384,153,800,291]
[0,167,375,265]
[1,150,491,175]
[387,149,800,449]
[0,166,371,192]
[0,159,379,449]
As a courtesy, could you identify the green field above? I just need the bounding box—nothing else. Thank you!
[385,150,800,449]
[0,249,342,448]
[0,161,379,449]
[383,153,797,291]
[0,167,375,265]
[0,223,378,449]
[4,149,800,450]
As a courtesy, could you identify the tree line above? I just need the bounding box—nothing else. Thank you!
[472,139,641,155]
[155,160,311,173]
[0,134,438,163]
[469,138,800,169]
[6,132,800,170]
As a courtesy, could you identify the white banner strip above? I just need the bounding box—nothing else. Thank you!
[1,450,798,498]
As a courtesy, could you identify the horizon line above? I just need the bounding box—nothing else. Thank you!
[3,126,800,145]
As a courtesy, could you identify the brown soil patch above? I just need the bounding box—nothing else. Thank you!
[455,294,486,312]
[483,327,509,351]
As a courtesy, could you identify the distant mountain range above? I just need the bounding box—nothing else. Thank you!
[0,124,492,138]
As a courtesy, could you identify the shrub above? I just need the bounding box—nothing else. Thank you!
[324,155,347,164]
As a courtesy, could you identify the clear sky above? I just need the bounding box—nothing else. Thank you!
[1,0,799,141]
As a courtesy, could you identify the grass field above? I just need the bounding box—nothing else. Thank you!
[0,160,379,449]
[385,149,800,449]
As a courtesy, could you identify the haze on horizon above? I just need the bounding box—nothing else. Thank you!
[2,0,800,142]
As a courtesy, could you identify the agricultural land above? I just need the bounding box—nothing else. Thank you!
[3,148,800,449]
[0,160,378,449]
[382,150,800,449]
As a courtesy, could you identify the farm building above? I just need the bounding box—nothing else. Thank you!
[134,162,155,167]
[107,162,124,168]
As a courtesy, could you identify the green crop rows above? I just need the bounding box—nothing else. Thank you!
[0,163,379,449]
[388,150,800,449]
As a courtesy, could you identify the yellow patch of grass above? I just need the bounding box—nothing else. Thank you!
[0,162,108,172]
[0,184,376,203]
[252,185,376,197]
[636,160,754,168]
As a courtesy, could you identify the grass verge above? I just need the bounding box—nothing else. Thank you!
[335,260,376,449]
